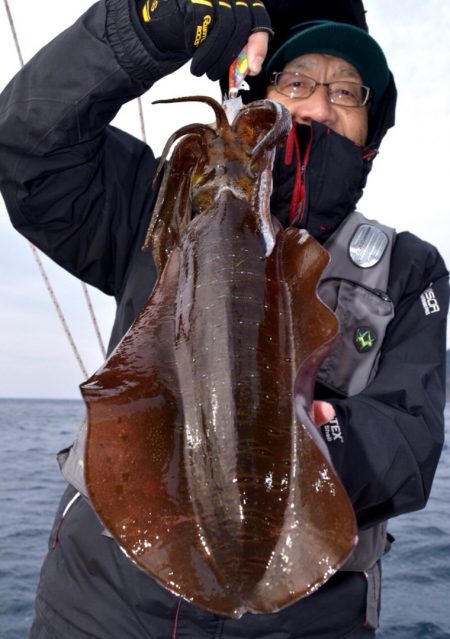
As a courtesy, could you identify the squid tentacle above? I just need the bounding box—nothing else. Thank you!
[151,123,214,191]
[153,96,230,136]
[249,100,292,166]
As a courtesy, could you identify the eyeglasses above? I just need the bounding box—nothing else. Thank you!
[270,71,371,108]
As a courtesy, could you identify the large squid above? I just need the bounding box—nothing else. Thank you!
[81,96,357,618]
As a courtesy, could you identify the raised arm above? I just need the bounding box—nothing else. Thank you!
[0,0,271,295]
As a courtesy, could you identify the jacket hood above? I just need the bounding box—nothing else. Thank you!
[271,121,373,242]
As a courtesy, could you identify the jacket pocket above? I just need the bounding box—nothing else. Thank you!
[317,278,394,396]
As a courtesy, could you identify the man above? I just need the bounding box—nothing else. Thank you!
[0,1,447,637]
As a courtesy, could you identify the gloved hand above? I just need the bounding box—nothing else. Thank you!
[138,0,272,81]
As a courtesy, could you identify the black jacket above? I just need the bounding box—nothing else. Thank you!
[0,0,448,635]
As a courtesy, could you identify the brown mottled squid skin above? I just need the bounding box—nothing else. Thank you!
[81,97,357,618]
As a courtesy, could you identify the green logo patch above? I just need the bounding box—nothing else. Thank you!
[354,326,377,353]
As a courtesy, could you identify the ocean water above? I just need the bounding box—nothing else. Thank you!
[0,398,449,639]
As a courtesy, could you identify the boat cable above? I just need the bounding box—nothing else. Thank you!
[81,281,107,360]
[28,245,90,379]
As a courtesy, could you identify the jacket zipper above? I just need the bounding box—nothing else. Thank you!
[322,276,393,303]
[51,491,81,549]
[286,124,313,226]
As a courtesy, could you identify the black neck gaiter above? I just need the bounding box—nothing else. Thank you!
[270,121,374,244]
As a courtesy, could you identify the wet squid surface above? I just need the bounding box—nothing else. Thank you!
[81,96,357,618]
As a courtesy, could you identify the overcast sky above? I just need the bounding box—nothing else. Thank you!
[1,0,449,399]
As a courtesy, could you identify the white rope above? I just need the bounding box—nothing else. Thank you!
[81,282,107,359]
[137,96,147,143]
[29,244,89,379]
[3,0,108,374]
[3,0,24,66]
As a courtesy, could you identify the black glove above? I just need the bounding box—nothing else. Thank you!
[139,0,272,81]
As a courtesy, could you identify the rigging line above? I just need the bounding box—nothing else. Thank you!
[81,282,107,359]
[137,97,147,143]
[3,0,24,66]
[3,0,107,371]
[29,244,89,379]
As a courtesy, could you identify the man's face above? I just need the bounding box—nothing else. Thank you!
[266,53,369,146]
